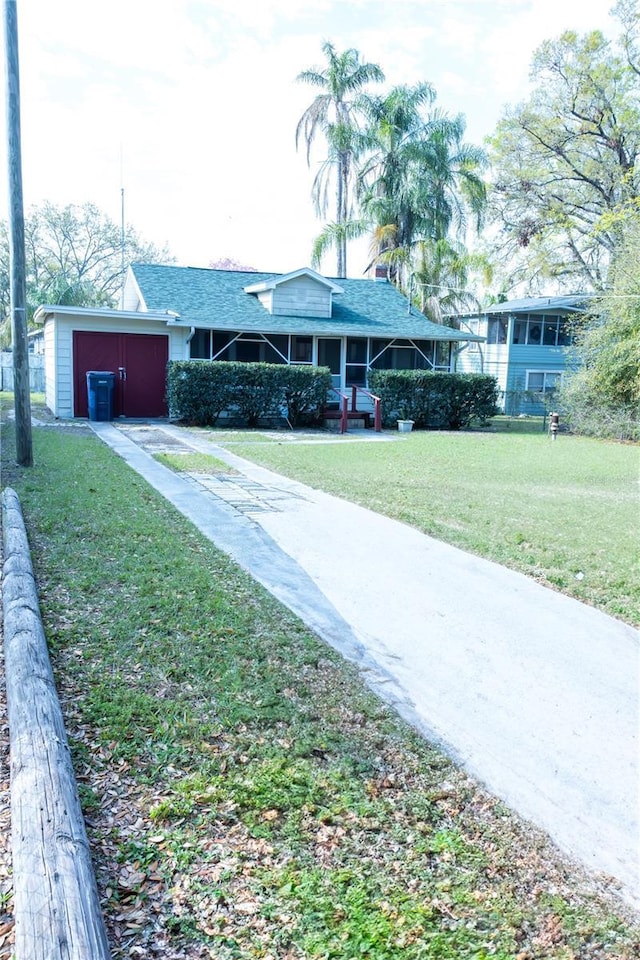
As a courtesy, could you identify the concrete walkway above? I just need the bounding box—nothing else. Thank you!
[90,421,640,908]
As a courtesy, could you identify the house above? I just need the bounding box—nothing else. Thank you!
[34,264,482,420]
[454,295,589,414]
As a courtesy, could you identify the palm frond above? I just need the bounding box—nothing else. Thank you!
[311,219,369,268]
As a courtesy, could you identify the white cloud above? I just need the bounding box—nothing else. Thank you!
[1,0,617,276]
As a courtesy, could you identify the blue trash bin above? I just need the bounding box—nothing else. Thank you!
[86,371,115,421]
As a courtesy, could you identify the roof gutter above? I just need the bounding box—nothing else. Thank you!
[31,305,181,325]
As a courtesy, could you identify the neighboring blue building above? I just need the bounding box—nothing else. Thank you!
[454,295,590,414]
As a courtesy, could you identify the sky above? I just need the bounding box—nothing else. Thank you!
[1,0,620,279]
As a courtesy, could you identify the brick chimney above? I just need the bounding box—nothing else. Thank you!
[374,263,388,282]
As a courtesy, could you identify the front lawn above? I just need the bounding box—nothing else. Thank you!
[229,430,640,625]
[1,416,639,958]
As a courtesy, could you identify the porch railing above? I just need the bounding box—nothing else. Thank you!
[353,386,382,432]
[325,385,382,434]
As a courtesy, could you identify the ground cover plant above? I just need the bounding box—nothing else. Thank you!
[229,429,640,625]
[1,405,639,958]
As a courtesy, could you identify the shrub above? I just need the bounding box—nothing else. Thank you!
[557,374,640,441]
[166,361,234,426]
[368,370,499,430]
[231,363,283,427]
[167,361,331,428]
[433,373,501,430]
[280,365,332,427]
[367,371,421,424]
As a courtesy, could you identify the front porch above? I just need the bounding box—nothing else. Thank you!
[189,329,454,401]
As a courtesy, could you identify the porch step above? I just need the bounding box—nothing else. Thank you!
[322,409,372,428]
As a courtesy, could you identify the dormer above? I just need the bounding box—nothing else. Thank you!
[244,267,344,319]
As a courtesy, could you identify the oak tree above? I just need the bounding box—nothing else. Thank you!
[0,201,173,343]
[488,19,640,291]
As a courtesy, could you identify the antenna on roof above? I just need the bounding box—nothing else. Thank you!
[120,144,125,308]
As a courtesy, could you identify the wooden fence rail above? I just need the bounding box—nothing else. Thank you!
[2,487,110,960]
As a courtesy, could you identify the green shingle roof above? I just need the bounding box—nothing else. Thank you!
[131,264,480,341]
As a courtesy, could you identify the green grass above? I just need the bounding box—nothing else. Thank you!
[1,389,46,410]
[230,430,640,624]
[153,451,237,474]
[2,416,639,958]
[187,427,277,444]
[483,414,547,434]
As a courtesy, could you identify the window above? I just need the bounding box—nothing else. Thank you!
[346,337,368,386]
[212,331,233,359]
[190,328,211,359]
[235,338,261,363]
[512,320,525,345]
[526,371,563,393]
[266,334,289,361]
[527,321,543,345]
[486,318,507,344]
[370,339,391,368]
[557,320,572,346]
[435,341,450,368]
[346,338,367,363]
[370,338,438,372]
[258,338,287,364]
[292,336,312,363]
[210,332,287,363]
[511,315,574,346]
[346,365,367,386]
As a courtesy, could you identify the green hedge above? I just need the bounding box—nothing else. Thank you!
[368,370,499,430]
[279,363,334,428]
[167,361,332,427]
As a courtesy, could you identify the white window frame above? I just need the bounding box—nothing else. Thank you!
[525,370,564,393]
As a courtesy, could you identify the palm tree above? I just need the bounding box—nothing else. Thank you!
[296,42,384,277]
[357,85,488,293]
[311,84,437,284]
[310,81,489,321]
[416,111,488,242]
[359,83,437,250]
[411,238,492,322]
[353,82,437,291]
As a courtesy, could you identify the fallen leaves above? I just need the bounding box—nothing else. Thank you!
[1,450,638,960]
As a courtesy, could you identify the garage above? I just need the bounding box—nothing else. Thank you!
[73,331,169,418]
[34,306,189,419]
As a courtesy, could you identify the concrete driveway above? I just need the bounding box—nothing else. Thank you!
[90,420,640,909]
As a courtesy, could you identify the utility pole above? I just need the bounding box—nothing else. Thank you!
[4,0,33,466]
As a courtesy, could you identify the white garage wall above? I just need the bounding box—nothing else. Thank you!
[42,311,190,418]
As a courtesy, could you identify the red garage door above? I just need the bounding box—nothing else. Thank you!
[73,331,169,418]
